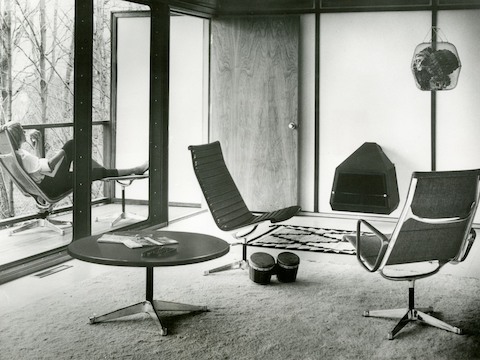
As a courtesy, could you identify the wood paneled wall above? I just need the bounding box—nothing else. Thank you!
[210,16,299,211]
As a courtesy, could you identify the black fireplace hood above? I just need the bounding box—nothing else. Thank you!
[330,142,399,214]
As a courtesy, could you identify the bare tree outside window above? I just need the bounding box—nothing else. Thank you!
[0,0,147,221]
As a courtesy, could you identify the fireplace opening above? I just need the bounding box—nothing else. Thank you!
[330,142,399,214]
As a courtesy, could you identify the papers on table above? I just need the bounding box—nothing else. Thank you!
[97,232,178,249]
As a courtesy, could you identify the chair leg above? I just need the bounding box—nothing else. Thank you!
[203,259,248,276]
[416,310,462,334]
[43,218,71,235]
[388,310,411,340]
[10,220,40,235]
[364,308,408,319]
[203,241,249,275]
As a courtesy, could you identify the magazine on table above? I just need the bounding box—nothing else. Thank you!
[97,231,178,249]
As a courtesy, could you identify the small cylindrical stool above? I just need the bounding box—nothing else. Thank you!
[249,252,276,285]
[276,252,300,283]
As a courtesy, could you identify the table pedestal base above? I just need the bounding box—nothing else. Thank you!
[89,300,208,336]
[87,267,207,336]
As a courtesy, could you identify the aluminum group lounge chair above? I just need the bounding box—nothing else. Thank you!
[0,126,72,235]
[189,141,301,275]
[344,169,480,339]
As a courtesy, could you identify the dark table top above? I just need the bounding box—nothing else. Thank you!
[67,230,230,267]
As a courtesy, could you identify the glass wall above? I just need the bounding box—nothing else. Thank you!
[0,0,151,267]
[169,14,207,207]
[113,12,207,210]
[112,12,151,207]
[0,4,208,271]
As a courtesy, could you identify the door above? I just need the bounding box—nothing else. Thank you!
[210,16,299,212]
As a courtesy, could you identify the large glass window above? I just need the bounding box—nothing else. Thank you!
[169,14,207,209]
[0,1,209,268]
[0,0,149,266]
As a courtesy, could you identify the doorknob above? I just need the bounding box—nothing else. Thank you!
[288,122,297,130]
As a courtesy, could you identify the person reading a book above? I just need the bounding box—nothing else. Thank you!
[4,121,148,197]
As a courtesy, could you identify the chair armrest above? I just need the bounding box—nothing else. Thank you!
[269,206,301,223]
[459,228,476,262]
[356,219,390,273]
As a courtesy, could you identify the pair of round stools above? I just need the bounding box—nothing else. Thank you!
[249,251,300,285]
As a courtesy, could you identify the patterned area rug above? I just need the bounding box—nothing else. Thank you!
[248,225,358,254]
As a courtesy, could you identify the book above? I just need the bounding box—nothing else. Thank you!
[97,231,178,249]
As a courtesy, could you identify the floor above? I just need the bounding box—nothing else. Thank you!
[1,212,479,314]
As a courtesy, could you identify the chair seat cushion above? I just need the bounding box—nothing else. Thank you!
[344,234,389,269]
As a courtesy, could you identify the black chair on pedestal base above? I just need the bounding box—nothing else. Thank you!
[189,141,301,275]
[344,169,480,340]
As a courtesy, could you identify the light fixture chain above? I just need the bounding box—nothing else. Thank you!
[423,26,449,43]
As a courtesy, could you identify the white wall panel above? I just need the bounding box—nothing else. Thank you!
[436,10,480,171]
[437,10,480,223]
[318,11,431,218]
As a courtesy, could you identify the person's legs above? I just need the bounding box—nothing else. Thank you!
[116,161,149,176]
[91,160,148,180]
[62,139,147,180]
[39,171,73,198]
[39,138,148,196]
[38,140,74,197]
[62,140,74,164]
[92,166,118,181]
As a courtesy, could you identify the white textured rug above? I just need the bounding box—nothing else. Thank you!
[3,257,480,360]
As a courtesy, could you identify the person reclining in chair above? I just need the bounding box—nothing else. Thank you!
[3,122,148,198]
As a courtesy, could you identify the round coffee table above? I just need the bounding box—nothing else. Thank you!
[67,230,229,335]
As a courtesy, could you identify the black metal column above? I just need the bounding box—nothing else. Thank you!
[431,3,438,171]
[314,0,320,212]
[73,0,93,240]
[148,3,170,226]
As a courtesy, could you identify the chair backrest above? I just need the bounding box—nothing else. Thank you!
[188,141,255,231]
[0,127,66,206]
[383,169,480,267]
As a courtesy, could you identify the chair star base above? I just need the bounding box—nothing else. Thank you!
[364,306,463,340]
[204,240,249,275]
[96,211,146,227]
[10,218,71,236]
[89,300,208,336]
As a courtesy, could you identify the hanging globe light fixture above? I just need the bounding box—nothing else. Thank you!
[411,27,461,91]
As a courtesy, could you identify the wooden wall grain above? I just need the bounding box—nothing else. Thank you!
[210,16,299,211]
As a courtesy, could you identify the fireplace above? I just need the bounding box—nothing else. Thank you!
[330,142,399,214]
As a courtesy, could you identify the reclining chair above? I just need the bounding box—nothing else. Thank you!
[189,141,301,275]
[344,169,480,340]
[0,126,72,235]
